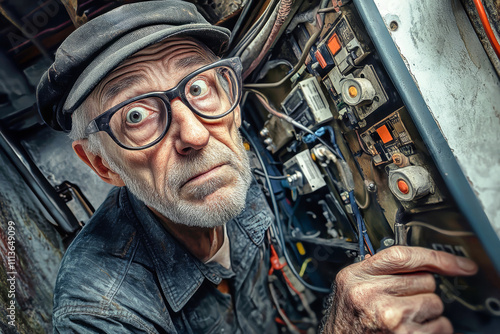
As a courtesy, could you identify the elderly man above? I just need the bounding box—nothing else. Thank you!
[37,1,478,333]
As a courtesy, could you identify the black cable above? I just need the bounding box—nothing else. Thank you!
[242,127,282,240]
[227,0,256,49]
[253,168,289,180]
[243,27,320,88]
[243,0,330,89]
[230,0,279,58]
[286,196,302,230]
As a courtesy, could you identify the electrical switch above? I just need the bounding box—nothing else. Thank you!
[315,50,327,69]
[376,125,393,144]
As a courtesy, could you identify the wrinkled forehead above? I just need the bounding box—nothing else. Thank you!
[90,37,218,112]
[115,36,217,71]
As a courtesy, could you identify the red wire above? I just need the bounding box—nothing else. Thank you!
[472,0,500,59]
[281,270,302,297]
[364,238,374,256]
[8,3,115,53]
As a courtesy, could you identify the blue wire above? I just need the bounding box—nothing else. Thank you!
[308,126,374,257]
[349,191,365,259]
[324,126,345,160]
[349,190,375,257]
[302,126,345,160]
[304,126,374,258]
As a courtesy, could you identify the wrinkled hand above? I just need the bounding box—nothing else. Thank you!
[323,246,478,334]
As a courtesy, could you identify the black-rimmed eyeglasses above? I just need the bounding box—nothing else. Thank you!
[84,57,242,150]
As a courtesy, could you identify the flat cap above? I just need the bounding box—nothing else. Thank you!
[37,0,230,132]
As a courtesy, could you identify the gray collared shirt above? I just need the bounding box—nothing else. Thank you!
[53,180,278,333]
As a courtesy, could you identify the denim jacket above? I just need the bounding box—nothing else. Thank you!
[52,180,277,333]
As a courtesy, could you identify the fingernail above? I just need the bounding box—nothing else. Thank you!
[456,257,477,272]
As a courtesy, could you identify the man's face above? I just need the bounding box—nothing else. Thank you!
[89,37,252,228]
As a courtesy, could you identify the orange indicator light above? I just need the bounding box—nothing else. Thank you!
[348,86,358,98]
[397,179,410,194]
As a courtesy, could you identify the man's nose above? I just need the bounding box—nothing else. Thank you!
[170,97,210,155]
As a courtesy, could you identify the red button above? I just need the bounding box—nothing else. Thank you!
[315,50,327,69]
[397,179,410,194]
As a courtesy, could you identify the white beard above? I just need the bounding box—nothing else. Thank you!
[103,132,252,228]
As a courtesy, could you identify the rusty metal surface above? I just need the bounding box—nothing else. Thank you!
[374,0,500,235]
[0,152,65,333]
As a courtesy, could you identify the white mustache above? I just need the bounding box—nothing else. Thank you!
[167,141,238,190]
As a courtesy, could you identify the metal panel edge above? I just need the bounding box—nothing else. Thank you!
[353,0,500,273]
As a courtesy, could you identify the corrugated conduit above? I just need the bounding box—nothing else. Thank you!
[243,0,293,79]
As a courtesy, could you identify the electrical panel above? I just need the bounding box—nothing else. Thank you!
[238,1,500,332]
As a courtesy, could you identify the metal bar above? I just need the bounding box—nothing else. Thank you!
[0,127,81,234]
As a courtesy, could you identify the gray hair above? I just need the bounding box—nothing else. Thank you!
[68,97,103,155]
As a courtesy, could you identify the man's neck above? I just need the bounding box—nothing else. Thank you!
[148,206,224,262]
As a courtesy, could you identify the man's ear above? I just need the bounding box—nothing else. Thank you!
[234,105,242,128]
[72,140,125,187]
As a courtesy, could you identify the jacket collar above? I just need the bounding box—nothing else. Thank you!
[120,178,272,312]
[122,188,224,312]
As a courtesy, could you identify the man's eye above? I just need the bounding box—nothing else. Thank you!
[189,80,209,96]
[126,107,148,124]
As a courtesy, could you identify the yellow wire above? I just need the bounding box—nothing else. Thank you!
[299,258,313,277]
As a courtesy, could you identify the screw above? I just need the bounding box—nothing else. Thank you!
[340,191,349,203]
[390,21,398,31]
[392,152,409,167]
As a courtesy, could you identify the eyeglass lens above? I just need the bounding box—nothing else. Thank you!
[184,66,238,115]
[109,96,168,148]
[108,65,239,148]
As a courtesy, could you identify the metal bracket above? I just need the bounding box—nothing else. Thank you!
[60,0,87,27]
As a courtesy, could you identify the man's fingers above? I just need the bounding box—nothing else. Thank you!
[363,246,478,277]
[377,294,445,332]
[414,316,453,334]
[406,293,444,323]
[381,272,436,296]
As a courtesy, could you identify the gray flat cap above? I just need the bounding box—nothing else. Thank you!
[37,0,231,131]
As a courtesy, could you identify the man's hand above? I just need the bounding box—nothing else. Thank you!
[322,246,478,334]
